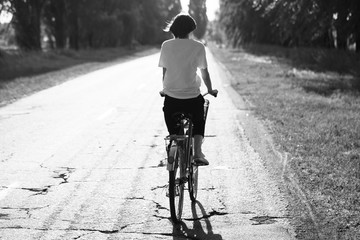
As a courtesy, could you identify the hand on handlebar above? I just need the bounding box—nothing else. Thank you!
[159,91,166,97]
[206,89,218,97]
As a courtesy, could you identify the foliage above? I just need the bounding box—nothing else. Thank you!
[218,0,360,51]
[9,0,46,50]
[189,0,208,39]
[0,0,183,50]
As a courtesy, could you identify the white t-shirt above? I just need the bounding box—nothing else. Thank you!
[158,38,207,99]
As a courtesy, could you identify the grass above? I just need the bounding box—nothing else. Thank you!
[210,44,360,239]
[0,46,158,106]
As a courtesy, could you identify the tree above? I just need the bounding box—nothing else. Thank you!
[65,0,80,50]
[219,0,270,46]
[347,0,360,52]
[2,0,183,50]
[10,0,46,50]
[189,0,208,39]
[136,0,182,45]
[218,0,360,51]
[43,0,66,49]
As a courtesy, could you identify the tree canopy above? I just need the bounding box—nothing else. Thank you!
[0,0,182,50]
[218,0,360,52]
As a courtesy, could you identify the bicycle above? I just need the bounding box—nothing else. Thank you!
[163,91,217,223]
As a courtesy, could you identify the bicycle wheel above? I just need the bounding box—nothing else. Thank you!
[189,158,199,201]
[186,129,198,201]
[168,146,185,223]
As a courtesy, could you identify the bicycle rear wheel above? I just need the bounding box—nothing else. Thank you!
[168,146,185,223]
[187,132,198,201]
[189,161,198,201]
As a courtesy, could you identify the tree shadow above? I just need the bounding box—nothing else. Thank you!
[0,47,157,81]
[172,201,223,240]
[238,44,360,95]
[293,76,360,97]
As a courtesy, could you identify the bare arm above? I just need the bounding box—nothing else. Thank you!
[201,68,217,96]
[159,68,167,97]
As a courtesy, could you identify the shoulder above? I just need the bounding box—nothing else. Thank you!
[188,39,205,51]
[161,39,175,47]
[190,39,205,47]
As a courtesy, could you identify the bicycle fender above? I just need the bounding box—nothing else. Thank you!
[167,145,177,171]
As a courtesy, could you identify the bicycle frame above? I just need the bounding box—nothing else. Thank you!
[165,117,193,172]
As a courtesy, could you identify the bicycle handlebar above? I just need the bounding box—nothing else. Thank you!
[203,90,218,98]
[159,90,218,98]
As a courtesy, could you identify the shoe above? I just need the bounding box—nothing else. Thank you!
[194,157,209,166]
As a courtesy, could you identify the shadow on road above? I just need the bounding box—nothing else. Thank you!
[172,201,223,240]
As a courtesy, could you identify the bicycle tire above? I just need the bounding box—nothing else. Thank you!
[189,161,198,202]
[168,146,184,223]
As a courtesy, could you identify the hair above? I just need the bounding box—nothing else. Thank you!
[164,13,197,38]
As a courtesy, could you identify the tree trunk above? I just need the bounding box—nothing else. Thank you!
[335,1,350,50]
[356,34,360,52]
[11,0,44,50]
[66,0,80,50]
[52,0,66,49]
[189,0,208,40]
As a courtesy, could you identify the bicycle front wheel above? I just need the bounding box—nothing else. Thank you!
[168,147,185,223]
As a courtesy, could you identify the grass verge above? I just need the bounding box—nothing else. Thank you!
[0,46,158,106]
[210,44,360,239]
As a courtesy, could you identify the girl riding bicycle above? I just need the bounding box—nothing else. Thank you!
[159,13,218,166]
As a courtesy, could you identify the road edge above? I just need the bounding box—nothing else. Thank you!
[212,52,320,240]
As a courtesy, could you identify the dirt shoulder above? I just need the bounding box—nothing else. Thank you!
[210,44,360,240]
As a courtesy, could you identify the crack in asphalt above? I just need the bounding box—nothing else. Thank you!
[183,209,229,221]
[140,232,175,237]
[0,225,155,240]
[20,186,52,196]
[4,166,77,197]
[0,205,50,219]
[199,186,216,191]
[250,215,287,225]
[124,195,170,222]
[151,184,167,191]
[125,196,169,212]
[137,164,164,169]
[52,167,76,184]
[0,226,121,235]
[70,229,187,240]
[125,196,145,200]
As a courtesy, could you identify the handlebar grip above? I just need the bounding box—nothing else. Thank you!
[159,91,166,97]
[212,90,218,98]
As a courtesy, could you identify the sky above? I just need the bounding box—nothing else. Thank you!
[0,11,11,24]
[180,0,220,21]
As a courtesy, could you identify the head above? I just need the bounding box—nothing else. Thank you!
[165,13,197,38]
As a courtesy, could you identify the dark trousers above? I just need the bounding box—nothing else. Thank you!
[163,95,205,137]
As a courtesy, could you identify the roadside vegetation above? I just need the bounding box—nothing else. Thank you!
[210,44,360,240]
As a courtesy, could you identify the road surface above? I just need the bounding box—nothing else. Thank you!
[0,50,295,239]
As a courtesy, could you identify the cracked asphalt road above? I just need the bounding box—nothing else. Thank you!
[0,51,295,239]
